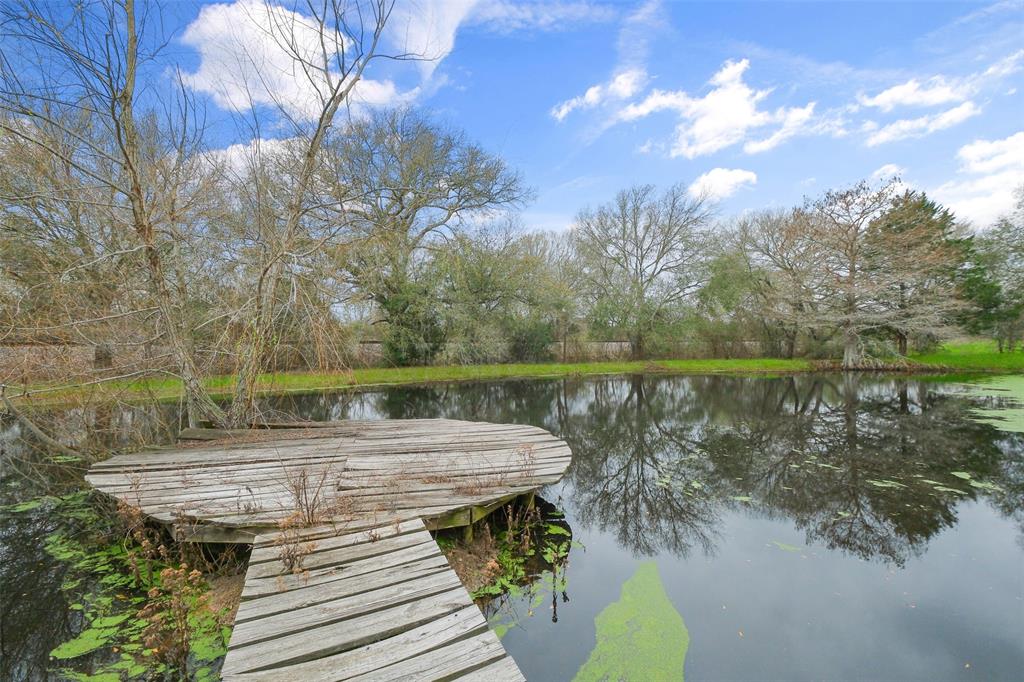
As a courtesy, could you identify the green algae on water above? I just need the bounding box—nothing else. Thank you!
[573,562,688,682]
[962,375,1024,433]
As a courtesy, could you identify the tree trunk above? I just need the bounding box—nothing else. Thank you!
[631,333,644,360]
[785,330,797,360]
[117,0,223,429]
[842,327,861,369]
[897,331,908,357]
[93,344,113,370]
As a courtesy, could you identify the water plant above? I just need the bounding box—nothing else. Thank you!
[573,562,689,681]
[25,491,233,680]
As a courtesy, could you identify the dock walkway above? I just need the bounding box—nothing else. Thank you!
[86,418,573,680]
[221,519,522,680]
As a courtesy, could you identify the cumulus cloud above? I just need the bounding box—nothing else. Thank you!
[552,68,647,121]
[688,168,758,200]
[743,102,818,153]
[387,0,478,78]
[180,0,413,120]
[618,59,823,159]
[858,78,966,112]
[865,101,981,146]
[183,0,616,120]
[858,50,1023,111]
[204,137,298,175]
[871,163,907,181]
[957,130,1024,173]
[931,131,1024,227]
[550,0,660,122]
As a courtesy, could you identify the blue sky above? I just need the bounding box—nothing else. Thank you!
[163,1,1024,228]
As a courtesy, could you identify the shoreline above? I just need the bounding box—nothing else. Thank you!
[8,344,1023,408]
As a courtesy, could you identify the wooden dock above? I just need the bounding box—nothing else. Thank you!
[221,519,523,680]
[85,418,573,680]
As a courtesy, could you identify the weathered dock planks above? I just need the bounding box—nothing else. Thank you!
[85,418,573,680]
[220,519,524,681]
[86,419,572,542]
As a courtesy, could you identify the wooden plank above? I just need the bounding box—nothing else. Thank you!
[240,534,444,598]
[223,584,470,673]
[343,630,508,681]
[244,530,436,579]
[456,655,527,681]
[229,568,462,649]
[247,519,424,565]
[220,605,491,682]
[235,555,452,622]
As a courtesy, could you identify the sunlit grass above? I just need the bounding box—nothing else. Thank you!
[23,357,812,405]
[910,340,1024,372]
[17,340,1020,407]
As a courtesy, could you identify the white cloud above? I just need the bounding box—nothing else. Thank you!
[865,101,981,146]
[931,131,1024,227]
[183,0,615,120]
[858,78,966,111]
[871,163,907,181]
[203,137,299,176]
[981,48,1024,79]
[181,0,412,120]
[469,0,616,33]
[387,0,478,78]
[688,168,758,200]
[956,130,1024,173]
[743,103,817,153]
[552,68,647,121]
[857,50,1024,111]
[617,59,822,159]
[550,1,660,122]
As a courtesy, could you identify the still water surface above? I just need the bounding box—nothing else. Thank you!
[2,374,1022,680]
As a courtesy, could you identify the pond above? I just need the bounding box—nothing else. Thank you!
[2,373,1023,680]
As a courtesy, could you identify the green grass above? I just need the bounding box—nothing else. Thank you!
[910,340,1024,372]
[16,340,1020,406]
[178,357,812,396]
[23,357,811,405]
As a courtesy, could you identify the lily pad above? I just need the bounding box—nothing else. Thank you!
[574,562,688,681]
[867,479,905,489]
[963,376,1024,433]
[50,627,119,659]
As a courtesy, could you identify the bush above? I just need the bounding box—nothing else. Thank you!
[507,318,554,362]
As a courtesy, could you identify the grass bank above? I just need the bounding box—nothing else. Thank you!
[16,341,1021,406]
[104,357,814,402]
[909,340,1024,372]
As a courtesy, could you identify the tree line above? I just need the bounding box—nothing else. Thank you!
[1,0,1022,429]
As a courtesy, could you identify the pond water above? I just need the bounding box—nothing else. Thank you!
[2,373,1023,680]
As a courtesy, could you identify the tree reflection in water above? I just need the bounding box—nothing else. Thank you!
[561,374,1023,565]
[266,373,1022,565]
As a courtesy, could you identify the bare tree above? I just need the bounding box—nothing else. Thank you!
[329,107,527,365]
[1,0,225,425]
[738,208,823,358]
[572,184,713,358]
[1,0,402,428]
[806,180,899,368]
[223,0,398,426]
